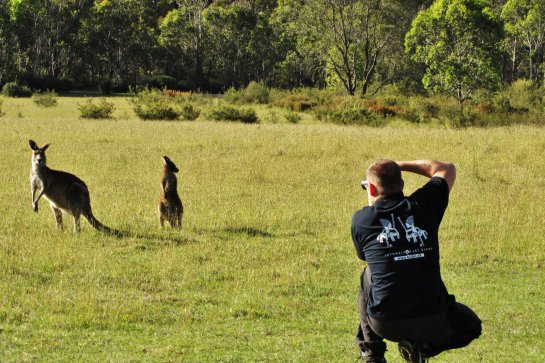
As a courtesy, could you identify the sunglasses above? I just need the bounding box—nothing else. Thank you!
[361,180,368,190]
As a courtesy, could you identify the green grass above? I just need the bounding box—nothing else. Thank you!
[0,96,544,362]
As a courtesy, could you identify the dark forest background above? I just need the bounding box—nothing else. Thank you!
[0,0,543,96]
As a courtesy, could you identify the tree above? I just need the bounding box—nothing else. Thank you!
[406,0,504,108]
[295,0,416,96]
[160,5,206,85]
[9,0,92,78]
[0,0,19,83]
[502,0,545,83]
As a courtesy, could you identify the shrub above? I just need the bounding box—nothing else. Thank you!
[208,105,259,123]
[273,88,330,111]
[275,94,317,111]
[131,89,181,120]
[131,88,202,121]
[242,81,270,104]
[2,82,33,98]
[327,107,384,126]
[224,82,270,104]
[33,90,58,107]
[133,101,180,120]
[285,112,301,124]
[180,103,200,121]
[495,95,512,112]
[363,99,399,117]
[503,79,542,110]
[224,86,242,103]
[18,73,73,93]
[78,98,115,119]
[163,89,192,98]
[264,111,280,123]
[238,108,258,123]
[141,75,177,90]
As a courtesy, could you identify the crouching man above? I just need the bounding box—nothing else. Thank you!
[352,159,481,363]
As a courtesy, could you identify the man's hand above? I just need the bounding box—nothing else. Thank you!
[396,160,456,191]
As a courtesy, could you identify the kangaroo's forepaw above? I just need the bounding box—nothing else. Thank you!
[32,203,38,212]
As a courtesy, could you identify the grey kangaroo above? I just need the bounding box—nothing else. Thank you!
[29,140,120,235]
[157,156,183,230]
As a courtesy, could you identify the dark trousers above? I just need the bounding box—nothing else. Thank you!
[357,268,482,360]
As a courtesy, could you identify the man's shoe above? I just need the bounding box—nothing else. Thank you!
[359,350,387,363]
[397,340,426,362]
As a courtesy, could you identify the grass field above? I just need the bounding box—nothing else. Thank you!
[0,96,544,362]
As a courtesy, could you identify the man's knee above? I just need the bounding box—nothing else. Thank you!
[449,303,482,339]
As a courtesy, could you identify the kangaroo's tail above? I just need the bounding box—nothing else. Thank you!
[83,210,124,237]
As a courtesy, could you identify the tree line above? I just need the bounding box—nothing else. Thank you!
[0,0,544,98]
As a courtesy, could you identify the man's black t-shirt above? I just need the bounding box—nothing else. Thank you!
[352,177,451,321]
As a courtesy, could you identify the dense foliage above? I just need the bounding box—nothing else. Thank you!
[0,0,544,97]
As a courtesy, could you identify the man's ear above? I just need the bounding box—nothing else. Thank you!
[369,183,379,197]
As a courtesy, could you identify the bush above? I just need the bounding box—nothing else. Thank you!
[131,89,181,120]
[134,101,180,120]
[78,98,115,119]
[285,112,301,124]
[503,79,542,110]
[363,99,399,117]
[243,81,270,104]
[18,73,73,93]
[327,107,384,126]
[141,75,177,90]
[2,82,33,98]
[224,87,241,103]
[208,105,259,123]
[264,111,280,123]
[224,82,270,104]
[180,103,200,121]
[33,90,58,107]
[273,88,330,111]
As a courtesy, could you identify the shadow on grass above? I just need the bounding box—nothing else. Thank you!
[110,228,196,246]
[220,226,275,238]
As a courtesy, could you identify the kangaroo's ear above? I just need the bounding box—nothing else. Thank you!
[162,156,168,165]
[41,143,50,151]
[29,140,39,150]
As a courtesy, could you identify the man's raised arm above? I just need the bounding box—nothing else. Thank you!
[396,160,456,191]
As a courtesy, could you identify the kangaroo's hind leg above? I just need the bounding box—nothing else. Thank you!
[176,213,182,231]
[50,205,64,230]
[73,211,81,233]
[158,204,165,228]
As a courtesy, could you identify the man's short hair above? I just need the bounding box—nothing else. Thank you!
[367,159,403,195]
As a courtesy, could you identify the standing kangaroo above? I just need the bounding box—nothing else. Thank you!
[157,156,183,230]
[29,140,120,235]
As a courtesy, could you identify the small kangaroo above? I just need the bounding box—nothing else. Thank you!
[28,140,120,235]
[157,156,183,230]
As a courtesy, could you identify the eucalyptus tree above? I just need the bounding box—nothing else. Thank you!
[204,5,281,89]
[0,0,18,83]
[295,0,413,96]
[159,0,210,86]
[9,0,92,78]
[502,0,545,83]
[406,0,504,108]
[78,0,171,84]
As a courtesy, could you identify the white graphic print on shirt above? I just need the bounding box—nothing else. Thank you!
[377,214,428,248]
[377,215,400,247]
